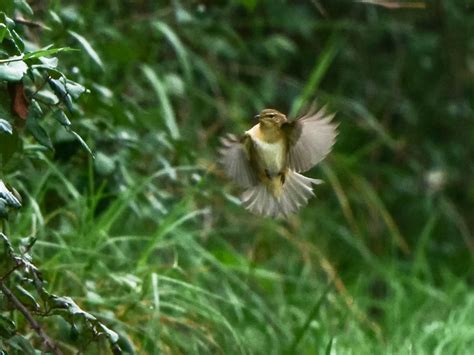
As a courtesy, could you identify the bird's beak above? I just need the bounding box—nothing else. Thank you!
[254,114,260,120]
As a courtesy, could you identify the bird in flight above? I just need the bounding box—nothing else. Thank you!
[219,104,337,218]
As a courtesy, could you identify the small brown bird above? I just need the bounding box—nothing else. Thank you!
[219,104,337,217]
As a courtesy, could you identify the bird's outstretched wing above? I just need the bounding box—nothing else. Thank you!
[219,134,259,188]
[282,105,338,173]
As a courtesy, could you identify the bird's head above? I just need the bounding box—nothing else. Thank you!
[255,109,287,127]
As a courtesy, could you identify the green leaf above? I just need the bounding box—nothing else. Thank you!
[0,231,14,251]
[49,10,62,25]
[64,78,87,99]
[0,198,9,218]
[287,282,332,353]
[142,65,180,139]
[0,60,27,81]
[115,332,136,354]
[152,21,192,82]
[99,323,119,344]
[0,23,7,42]
[69,30,103,69]
[49,296,96,320]
[26,100,53,150]
[19,236,37,253]
[35,89,59,105]
[23,46,75,60]
[14,0,34,16]
[0,180,21,208]
[69,130,94,157]
[5,335,36,355]
[52,109,71,126]
[14,285,40,311]
[325,337,334,355]
[31,64,62,77]
[0,315,16,338]
[48,77,73,111]
[0,232,15,268]
[290,35,342,117]
[9,28,24,52]
[46,77,87,107]
[0,118,12,134]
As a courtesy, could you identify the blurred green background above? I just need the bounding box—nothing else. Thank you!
[2,0,474,353]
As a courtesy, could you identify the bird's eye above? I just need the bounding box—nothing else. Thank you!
[270,114,275,118]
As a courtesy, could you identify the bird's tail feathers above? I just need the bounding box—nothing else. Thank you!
[241,170,322,218]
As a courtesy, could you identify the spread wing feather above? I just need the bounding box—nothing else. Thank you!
[219,134,259,188]
[283,105,338,173]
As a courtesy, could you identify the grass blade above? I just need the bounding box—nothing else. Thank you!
[290,34,342,116]
[69,30,104,69]
[152,21,192,82]
[325,337,334,355]
[286,281,332,353]
[142,65,180,140]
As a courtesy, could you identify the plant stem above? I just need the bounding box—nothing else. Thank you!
[0,56,24,64]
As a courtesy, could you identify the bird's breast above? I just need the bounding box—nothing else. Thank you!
[252,137,286,175]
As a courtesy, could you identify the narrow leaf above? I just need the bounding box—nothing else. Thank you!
[15,0,34,16]
[9,29,24,52]
[26,100,53,149]
[69,30,103,69]
[0,13,15,29]
[14,285,40,311]
[64,78,87,99]
[0,118,12,134]
[35,89,59,105]
[0,180,21,208]
[152,21,191,82]
[325,337,334,355]
[69,130,94,157]
[290,35,341,117]
[0,23,7,42]
[52,109,71,126]
[0,314,16,338]
[6,335,36,355]
[142,65,180,139]
[48,77,73,111]
[23,46,76,60]
[99,323,119,343]
[0,198,8,218]
[287,282,332,353]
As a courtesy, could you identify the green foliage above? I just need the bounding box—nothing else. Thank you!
[1,0,473,354]
[0,233,121,353]
[0,10,89,160]
[0,2,120,353]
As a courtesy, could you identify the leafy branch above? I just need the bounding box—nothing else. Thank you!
[0,5,121,354]
[0,280,62,354]
[0,233,122,353]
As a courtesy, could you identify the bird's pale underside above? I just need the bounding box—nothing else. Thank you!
[219,104,338,218]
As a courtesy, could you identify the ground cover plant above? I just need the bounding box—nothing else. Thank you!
[1,0,473,354]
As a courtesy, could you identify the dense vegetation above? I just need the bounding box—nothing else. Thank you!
[1,0,473,353]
